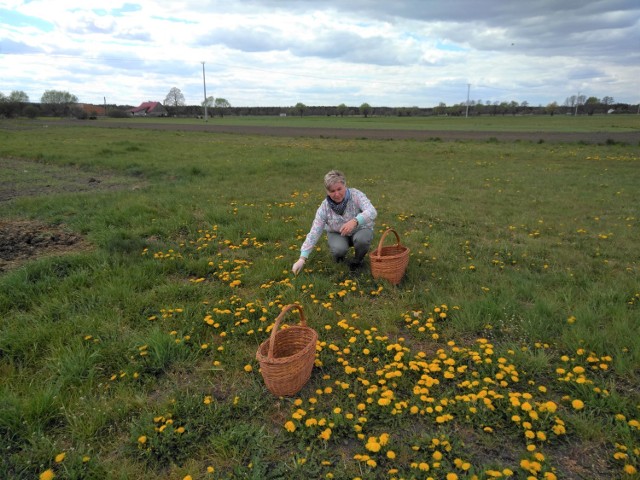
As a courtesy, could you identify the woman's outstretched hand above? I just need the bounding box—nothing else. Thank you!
[292,258,306,275]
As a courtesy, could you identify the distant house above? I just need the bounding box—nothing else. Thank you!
[76,103,107,117]
[129,101,168,117]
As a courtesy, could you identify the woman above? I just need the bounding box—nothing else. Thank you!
[292,170,377,274]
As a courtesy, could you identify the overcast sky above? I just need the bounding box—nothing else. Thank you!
[1,0,639,108]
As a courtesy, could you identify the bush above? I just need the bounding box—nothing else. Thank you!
[24,105,40,119]
[109,109,130,118]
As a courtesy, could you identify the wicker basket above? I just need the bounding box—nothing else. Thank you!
[369,228,410,285]
[256,304,318,397]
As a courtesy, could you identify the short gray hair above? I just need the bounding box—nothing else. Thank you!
[324,170,346,189]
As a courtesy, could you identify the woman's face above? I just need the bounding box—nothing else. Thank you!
[326,181,346,203]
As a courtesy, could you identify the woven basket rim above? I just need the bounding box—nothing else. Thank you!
[370,247,409,261]
[256,328,318,365]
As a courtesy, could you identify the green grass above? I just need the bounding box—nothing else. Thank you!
[18,111,640,132]
[0,121,639,479]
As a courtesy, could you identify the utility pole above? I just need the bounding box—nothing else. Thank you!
[201,62,208,122]
[465,83,471,118]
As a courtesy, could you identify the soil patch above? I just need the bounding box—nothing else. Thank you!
[1,157,140,272]
[0,220,87,273]
[52,119,640,144]
[0,157,140,203]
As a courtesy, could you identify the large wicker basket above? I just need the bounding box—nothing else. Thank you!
[369,228,410,285]
[256,304,318,397]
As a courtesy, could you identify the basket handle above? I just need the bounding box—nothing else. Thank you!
[267,304,306,360]
[375,228,402,256]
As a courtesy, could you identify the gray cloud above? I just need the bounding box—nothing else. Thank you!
[222,0,640,62]
[3,0,638,106]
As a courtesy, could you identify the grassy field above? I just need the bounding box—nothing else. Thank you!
[41,112,640,133]
[1,120,639,479]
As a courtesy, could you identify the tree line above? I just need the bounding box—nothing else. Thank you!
[1,88,637,119]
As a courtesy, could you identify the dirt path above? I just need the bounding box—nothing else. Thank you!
[50,119,640,144]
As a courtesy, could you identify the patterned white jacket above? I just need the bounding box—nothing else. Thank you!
[300,188,377,258]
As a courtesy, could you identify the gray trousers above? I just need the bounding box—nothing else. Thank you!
[326,229,374,263]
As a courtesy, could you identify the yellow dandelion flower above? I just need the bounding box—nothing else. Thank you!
[55,452,66,463]
[284,421,296,432]
[137,435,147,444]
[387,450,396,459]
[571,399,585,410]
[244,364,253,372]
[40,470,55,480]
[366,441,381,453]
[623,465,637,475]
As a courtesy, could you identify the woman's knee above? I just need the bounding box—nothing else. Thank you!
[353,230,373,250]
[327,233,349,259]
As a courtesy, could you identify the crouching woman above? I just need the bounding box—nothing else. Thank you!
[292,170,377,274]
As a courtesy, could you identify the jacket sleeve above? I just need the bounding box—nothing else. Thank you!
[353,189,377,226]
[300,203,328,258]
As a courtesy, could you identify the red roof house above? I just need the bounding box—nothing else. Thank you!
[129,101,168,117]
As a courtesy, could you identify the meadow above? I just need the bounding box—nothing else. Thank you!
[0,118,639,479]
[55,112,640,133]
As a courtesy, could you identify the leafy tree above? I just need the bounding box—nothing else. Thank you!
[359,102,372,118]
[40,90,78,116]
[546,101,559,116]
[214,98,231,117]
[584,96,600,115]
[164,87,185,107]
[602,96,614,106]
[294,102,306,117]
[336,103,347,117]
[41,90,78,104]
[202,96,214,108]
[9,90,29,102]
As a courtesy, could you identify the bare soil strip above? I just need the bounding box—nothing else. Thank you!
[52,119,640,144]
